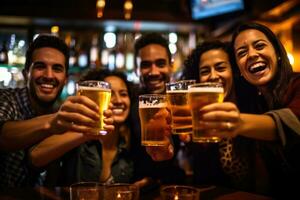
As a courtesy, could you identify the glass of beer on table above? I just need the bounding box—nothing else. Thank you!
[76,80,111,135]
[166,80,195,135]
[188,82,224,143]
[139,94,169,146]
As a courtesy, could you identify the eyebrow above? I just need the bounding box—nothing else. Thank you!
[235,39,268,51]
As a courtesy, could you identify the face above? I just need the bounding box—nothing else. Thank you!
[25,47,67,107]
[199,49,233,98]
[136,44,172,94]
[104,76,130,124]
[234,29,278,86]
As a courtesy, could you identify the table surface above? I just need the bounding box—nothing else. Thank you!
[0,185,273,200]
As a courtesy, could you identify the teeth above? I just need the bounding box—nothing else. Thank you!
[113,109,123,114]
[249,62,266,73]
[41,84,54,89]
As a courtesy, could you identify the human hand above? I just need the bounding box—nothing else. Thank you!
[48,95,101,134]
[199,102,241,138]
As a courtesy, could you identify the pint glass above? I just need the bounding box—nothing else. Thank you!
[188,82,224,143]
[166,80,195,135]
[139,94,169,146]
[77,80,111,135]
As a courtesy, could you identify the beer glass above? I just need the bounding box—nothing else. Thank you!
[77,80,111,135]
[188,82,224,143]
[104,183,139,200]
[166,80,195,135]
[139,94,169,146]
[70,182,105,200]
[160,185,200,200]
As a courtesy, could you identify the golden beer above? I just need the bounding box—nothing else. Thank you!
[166,90,192,134]
[139,94,169,146]
[188,83,224,143]
[77,81,111,135]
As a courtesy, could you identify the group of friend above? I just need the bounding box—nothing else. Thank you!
[0,22,299,199]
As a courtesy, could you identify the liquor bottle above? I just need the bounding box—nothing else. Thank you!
[0,41,9,64]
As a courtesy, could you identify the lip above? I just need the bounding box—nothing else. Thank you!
[38,84,56,94]
[247,61,267,75]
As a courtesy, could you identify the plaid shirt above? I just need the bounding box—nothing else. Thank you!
[0,87,41,188]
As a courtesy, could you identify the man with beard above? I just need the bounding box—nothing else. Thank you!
[0,34,113,188]
[131,33,185,189]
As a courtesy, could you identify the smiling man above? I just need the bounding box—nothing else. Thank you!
[134,33,172,94]
[0,34,113,188]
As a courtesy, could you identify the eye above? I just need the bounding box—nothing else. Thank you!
[199,67,210,76]
[255,42,266,50]
[120,90,129,97]
[32,62,46,70]
[140,61,152,69]
[52,64,65,73]
[215,64,228,72]
[154,59,167,68]
[236,49,247,58]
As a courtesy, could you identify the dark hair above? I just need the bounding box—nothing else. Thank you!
[182,40,234,82]
[134,33,171,69]
[231,22,293,109]
[24,34,70,73]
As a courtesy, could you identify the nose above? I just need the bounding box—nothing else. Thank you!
[149,64,160,76]
[45,66,54,78]
[208,69,220,82]
[111,93,122,104]
[248,46,258,59]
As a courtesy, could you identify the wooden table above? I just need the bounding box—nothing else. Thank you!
[0,185,273,200]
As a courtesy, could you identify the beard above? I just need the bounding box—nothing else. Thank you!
[142,73,170,94]
[29,77,64,108]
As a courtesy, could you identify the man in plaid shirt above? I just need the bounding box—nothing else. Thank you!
[0,34,113,188]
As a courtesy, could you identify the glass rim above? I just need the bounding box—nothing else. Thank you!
[188,82,223,88]
[139,94,166,98]
[166,79,196,86]
[160,184,200,194]
[76,80,111,89]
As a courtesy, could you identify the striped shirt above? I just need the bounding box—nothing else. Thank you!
[0,87,40,188]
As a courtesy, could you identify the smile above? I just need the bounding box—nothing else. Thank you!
[248,62,267,74]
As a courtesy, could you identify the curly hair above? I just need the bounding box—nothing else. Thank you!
[181,40,235,82]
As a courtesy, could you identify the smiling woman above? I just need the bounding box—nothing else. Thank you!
[230,22,300,198]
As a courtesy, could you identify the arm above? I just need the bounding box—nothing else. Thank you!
[0,95,101,152]
[0,114,55,151]
[30,111,115,168]
[200,102,278,141]
[30,131,89,167]
[237,113,277,140]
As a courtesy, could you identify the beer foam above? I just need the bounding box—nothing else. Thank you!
[139,102,167,108]
[78,86,111,92]
[188,87,224,93]
[166,90,187,93]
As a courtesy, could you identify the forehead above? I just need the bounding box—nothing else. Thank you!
[234,29,269,48]
[138,44,169,61]
[32,47,66,63]
[200,49,229,65]
[104,76,127,90]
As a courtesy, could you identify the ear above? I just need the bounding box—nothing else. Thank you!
[22,69,28,83]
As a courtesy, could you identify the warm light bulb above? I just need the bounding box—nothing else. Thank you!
[96,0,105,8]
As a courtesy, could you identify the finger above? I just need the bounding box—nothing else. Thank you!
[103,124,115,133]
[103,109,113,118]
[200,121,238,132]
[67,96,99,113]
[200,102,237,113]
[58,111,99,127]
[201,110,240,122]
[103,117,114,125]
[61,101,99,121]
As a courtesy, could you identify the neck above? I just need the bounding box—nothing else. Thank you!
[29,94,55,115]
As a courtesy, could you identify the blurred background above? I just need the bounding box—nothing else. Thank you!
[0,0,299,99]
